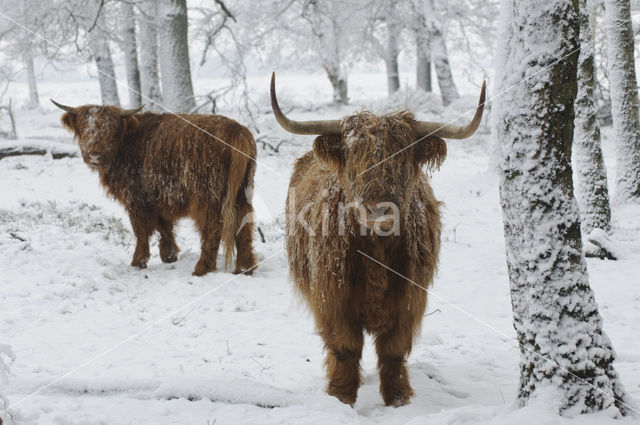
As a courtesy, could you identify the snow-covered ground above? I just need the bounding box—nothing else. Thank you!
[0,74,639,424]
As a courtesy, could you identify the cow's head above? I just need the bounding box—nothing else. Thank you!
[51,100,144,170]
[271,73,485,234]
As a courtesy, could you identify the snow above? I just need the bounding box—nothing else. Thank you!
[0,73,639,424]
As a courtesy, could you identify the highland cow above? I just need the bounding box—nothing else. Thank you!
[271,73,485,406]
[52,100,257,276]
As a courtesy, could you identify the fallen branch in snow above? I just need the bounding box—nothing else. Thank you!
[8,232,26,242]
[584,228,618,260]
[0,141,78,161]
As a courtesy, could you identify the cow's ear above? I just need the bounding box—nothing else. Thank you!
[313,135,345,170]
[122,116,139,135]
[414,137,447,172]
[61,113,77,133]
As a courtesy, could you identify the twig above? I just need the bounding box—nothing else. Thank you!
[9,232,26,242]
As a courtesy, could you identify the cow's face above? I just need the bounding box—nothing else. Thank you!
[54,103,142,170]
[313,112,446,232]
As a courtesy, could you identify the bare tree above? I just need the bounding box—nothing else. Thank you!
[302,0,349,104]
[120,2,142,107]
[604,0,640,204]
[495,0,628,414]
[412,0,432,92]
[137,0,163,109]
[157,0,196,112]
[573,0,611,234]
[425,0,459,105]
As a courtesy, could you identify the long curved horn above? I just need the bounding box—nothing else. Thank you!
[415,81,486,139]
[50,99,78,115]
[270,72,342,135]
[120,105,145,116]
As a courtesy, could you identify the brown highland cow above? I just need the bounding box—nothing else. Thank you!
[271,73,485,406]
[52,101,257,276]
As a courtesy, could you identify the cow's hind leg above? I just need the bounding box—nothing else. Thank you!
[128,208,155,269]
[157,216,179,263]
[193,208,221,276]
[322,321,364,405]
[233,190,257,274]
[375,326,415,407]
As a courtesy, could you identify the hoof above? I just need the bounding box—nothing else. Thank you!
[328,389,357,406]
[161,250,179,263]
[233,266,255,275]
[193,259,215,276]
[131,257,148,269]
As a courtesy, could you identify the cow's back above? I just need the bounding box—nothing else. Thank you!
[132,113,256,215]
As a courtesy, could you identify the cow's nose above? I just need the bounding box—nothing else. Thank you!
[362,202,394,219]
[360,201,397,232]
[88,153,100,164]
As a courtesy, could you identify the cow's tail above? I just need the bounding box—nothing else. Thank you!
[221,141,251,271]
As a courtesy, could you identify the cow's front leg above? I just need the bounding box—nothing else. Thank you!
[157,216,179,263]
[375,327,414,407]
[128,209,154,268]
[321,322,364,405]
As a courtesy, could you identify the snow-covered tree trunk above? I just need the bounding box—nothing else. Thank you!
[604,0,640,203]
[414,4,432,92]
[157,0,196,112]
[384,19,400,95]
[138,0,163,110]
[495,0,628,415]
[90,30,120,106]
[573,0,611,234]
[24,50,39,108]
[425,0,459,105]
[121,2,142,108]
[415,29,432,92]
[303,1,349,105]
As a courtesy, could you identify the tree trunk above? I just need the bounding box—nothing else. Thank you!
[138,0,163,110]
[604,0,640,203]
[573,0,611,234]
[324,65,348,105]
[425,0,458,105]
[24,50,39,108]
[90,30,120,106]
[303,2,349,105]
[121,3,142,108]
[495,0,628,415]
[414,3,432,92]
[384,20,400,95]
[157,0,196,113]
[416,32,432,92]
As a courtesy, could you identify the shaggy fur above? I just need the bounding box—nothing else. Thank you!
[60,105,257,276]
[286,110,446,406]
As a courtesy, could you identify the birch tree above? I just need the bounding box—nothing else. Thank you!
[411,0,432,92]
[120,2,142,107]
[157,0,196,112]
[302,0,349,104]
[137,0,163,109]
[87,0,120,105]
[366,0,400,95]
[425,0,459,105]
[495,0,628,415]
[604,0,640,203]
[573,0,611,234]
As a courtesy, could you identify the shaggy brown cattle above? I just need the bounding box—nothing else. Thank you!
[272,73,485,406]
[51,101,257,276]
